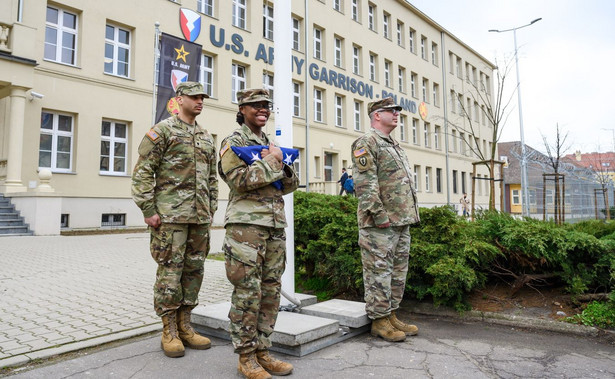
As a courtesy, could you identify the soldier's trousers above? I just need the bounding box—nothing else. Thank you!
[223,224,286,354]
[359,225,411,320]
[150,223,210,317]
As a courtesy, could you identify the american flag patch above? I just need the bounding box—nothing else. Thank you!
[220,143,230,157]
[146,129,159,142]
[354,148,367,157]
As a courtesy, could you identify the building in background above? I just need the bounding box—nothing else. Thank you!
[0,0,497,234]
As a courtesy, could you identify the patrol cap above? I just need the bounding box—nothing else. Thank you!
[367,97,402,116]
[176,81,209,98]
[237,88,272,105]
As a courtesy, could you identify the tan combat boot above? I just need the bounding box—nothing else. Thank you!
[177,306,211,350]
[389,311,419,336]
[238,352,272,379]
[370,316,406,342]
[161,312,185,357]
[256,350,293,376]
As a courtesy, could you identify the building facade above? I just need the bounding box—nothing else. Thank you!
[0,0,497,233]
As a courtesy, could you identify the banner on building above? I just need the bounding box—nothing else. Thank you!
[155,33,202,123]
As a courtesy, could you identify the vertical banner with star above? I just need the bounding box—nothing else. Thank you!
[155,33,202,123]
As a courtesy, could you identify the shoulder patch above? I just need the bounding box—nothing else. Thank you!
[146,129,160,143]
[354,147,367,158]
[220,142,230,157]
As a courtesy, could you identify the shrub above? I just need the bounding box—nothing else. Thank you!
[565,300,615,329]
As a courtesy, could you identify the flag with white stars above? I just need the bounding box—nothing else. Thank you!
[231,145,299,190]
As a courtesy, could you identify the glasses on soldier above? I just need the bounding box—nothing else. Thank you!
[247,102,273,111]
[377,109,400,115]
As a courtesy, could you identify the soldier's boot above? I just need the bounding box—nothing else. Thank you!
[256,350,293,376]
[238,352,272,379]
[370,316,406,342]
[177,306,211,350]
[389,311,419,336]
[161,312,185,358]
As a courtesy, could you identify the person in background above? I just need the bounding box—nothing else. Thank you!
[337,167,349,195]
[460,193,470,217]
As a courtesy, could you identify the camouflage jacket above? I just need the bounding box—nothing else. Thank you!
[132,115,218,224]
[218,124,299,228]
[351,128,420,228]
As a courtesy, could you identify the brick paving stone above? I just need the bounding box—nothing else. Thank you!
[25,339,55,351]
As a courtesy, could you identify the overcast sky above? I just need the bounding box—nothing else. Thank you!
[409,0,615,154]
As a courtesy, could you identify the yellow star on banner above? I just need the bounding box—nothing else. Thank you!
[175,44,190,63]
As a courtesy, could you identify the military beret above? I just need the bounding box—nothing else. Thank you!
[237,88,272,105]
[176,81,209,98]
[367,97,402,116]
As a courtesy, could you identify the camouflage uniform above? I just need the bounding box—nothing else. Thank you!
[351,98,420,320]
[132,100,218,317]
[219,89,299,354]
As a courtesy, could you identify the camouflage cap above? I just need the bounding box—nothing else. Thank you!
[367,97,402,116]
[176,81,209,98]
[237,88,272,105]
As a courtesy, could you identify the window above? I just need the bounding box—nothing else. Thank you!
[452,170,458,194]
[425,167,432,192]
[369,53,377,81]
[199,53,214,97]
[399,115,406,142]
[335,95,344,127]
[512,189,520,205]
[436,168,442,193]
[451,130,458,152]
[482,105,487,125]
[104,24,131,77]
[383,13,390,39]
[352,45,361,75]
[232,0,246,29]
[460,132,466,155]
[409,28,415,53]
[101,213,126,227]
[293,152,302,181]
[398,66,405,93]
[367,3,375,31]
[231,63,246,103]
[434,125,440,150]
[100,120,127,175]
[384,61,391,87]
[314,88,323,122]
[422,78,428,102]
[351,0,359,21]
[293,82,301,117]
[396,21,404,46]
[333,0,341,12]
[263,4,274,40]
[292,18,301,51]
[461,171,467,194]
[263,72,274,100]
[410,72,417,97]
[414,165,420,190]
[420,36,427,60]
[39,111,73,172]
[424,122,430,147]
[324,153,334,181]
[60,214,69,228]
[432,83,439,106]
[456,57,462,77]
[45,6,78,65]
[412,118,418,144]
[334,37,343,67]
[474,101,479,121]
[450,90,456,113]
[313,27,323,60]
[353,101,361,131]
[197,0,214,16]
[431,42,438,65]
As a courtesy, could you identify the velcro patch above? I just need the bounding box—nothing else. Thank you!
[220,142,230,157]
[354,148,367,158]
[146,129,160,142]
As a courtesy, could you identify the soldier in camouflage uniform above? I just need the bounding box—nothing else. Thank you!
[132,82,218,358]
[218,89,298,379]
[351,97,421,343]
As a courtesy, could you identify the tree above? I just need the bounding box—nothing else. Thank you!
[582,152,614,220]
[541,123,571,224]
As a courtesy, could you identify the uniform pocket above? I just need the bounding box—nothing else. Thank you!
[150,227,173,264]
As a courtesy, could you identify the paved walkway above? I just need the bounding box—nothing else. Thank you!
[0,231,232,369]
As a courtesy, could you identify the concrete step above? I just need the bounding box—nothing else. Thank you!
[0,225,31,234]
[0,205,15,213]
[0,232,34,236]
[0,219,26,226]
[301,299,370,328]
[0,212,19,220]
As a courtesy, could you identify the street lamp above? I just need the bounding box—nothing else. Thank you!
[489,17,542,218]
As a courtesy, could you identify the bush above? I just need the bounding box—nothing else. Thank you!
[565,300,615,329]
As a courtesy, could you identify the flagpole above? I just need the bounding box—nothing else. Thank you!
[151,22,160,126]
[274,1,296,307]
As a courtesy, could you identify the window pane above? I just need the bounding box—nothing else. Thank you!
[115,124,126,138]
[63,12,76,29]
[100,156,109,171]
[41,113,53,129]
[101,141,110,155]
[114,142,126,157]
[62,32,75,49]
[39,134,52,151]
[119,29,129,44]
[101,121,111,136]
[57,136,71,152]
[113,158,125,172]
[46,7,58,23]
[56,152,71,169]
[105,25,114,40]
[118,62,128,77]
[58,115,72,131]
[118,47,129,63]
[39,151,52,168]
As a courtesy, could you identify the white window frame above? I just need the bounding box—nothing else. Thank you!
[398,66,405,93]
[383,13,390,39]
[384,61,391,88]
[422,78,428,102]
[396,21,403,46]
[313,27,322,60]
[39,111,74,172]
[314,88,323,122]
[369,53,376,81]
[433,83,439,106]
[409,28,415,53]
[353,101,361,131]
[431,42,438,65]
[334,37,343,67]
[333,0,341,12]
[410,73,416,97]
[335,95,344,127]
[424,122,430,147]
[399,115,406,142]
[352,46,361,75]
[414,165,420,190]
[367,3,375,31]
[231,63,246,103]
[425,167,431,192]
[351,0,359,21]
[232,0,246,29]
[293,81,301,117]
[263,72,274,99]
[104,24,131,78]
[434,125,440,150]
[199,53,214,97]
[412,118,418,144]
[263,4,274,40]
[421,36,426,60]
[292,18,301,51]
[197,0,214,16]
[100,120,128,175]
[512,189,520,205]
[45,6,78,65]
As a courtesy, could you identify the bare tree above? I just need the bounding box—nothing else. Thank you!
[582,152,614,220]
[541,123,572,223]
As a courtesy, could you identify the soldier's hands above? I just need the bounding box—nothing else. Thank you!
[144,214,161,229]
[263,142,283,162]
[376,222,391,228]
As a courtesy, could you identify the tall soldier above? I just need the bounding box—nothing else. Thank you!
[132,82,218,358]
[351,97,421,342]
[219,89,299,379]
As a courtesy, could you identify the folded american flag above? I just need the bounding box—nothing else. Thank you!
[231,145,299,190]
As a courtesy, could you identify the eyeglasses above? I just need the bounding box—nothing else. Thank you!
[247,103,273,111]
[377,109,400,115]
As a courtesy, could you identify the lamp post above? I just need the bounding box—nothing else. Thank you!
[489,18,541,218]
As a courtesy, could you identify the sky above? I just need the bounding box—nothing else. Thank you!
[408,0,615,154]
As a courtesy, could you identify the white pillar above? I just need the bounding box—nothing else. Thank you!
[2,86,28,193]
[273,1,295,306]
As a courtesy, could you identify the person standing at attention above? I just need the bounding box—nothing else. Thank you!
[132,82,218,358]
[218,89,299,379]
[351,97,421,343]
